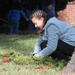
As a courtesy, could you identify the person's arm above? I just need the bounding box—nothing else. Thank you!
[38,24,60,57]
[20,10,28,21]
[33,36,43,55]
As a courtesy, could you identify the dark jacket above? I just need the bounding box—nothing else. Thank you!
[43,0,53,7]
[25,0,37,11]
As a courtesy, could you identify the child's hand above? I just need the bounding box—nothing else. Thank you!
[32,56,42,61]
[26,19,29,21]
[34,54,40,57]
[48,4,52,9]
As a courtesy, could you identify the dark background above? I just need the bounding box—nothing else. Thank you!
[0,0,73,34]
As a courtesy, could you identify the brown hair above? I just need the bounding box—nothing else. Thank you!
[30,9,47,21]
[30,9,47,35]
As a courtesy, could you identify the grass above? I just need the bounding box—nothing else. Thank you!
[0,33,37,55]
[0,33,68,75]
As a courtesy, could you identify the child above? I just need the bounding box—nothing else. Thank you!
[30,9,75,60]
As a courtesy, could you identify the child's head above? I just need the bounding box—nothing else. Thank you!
[30,10,47,30]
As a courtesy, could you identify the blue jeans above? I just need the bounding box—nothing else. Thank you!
[9,20,19,34]
[50,6,55,16]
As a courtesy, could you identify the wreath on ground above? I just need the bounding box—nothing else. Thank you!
[0,50,67,70]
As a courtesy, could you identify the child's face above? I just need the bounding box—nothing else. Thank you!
[32,17,44,29]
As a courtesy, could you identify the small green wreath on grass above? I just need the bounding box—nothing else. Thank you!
[0,50,68,69]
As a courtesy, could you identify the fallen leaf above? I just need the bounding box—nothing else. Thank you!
[36,66,48,70]
[2,58,11,63]
[3,54,9,57]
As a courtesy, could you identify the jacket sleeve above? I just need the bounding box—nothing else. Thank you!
[39,24,60,57]
[20,10,28,20]
[33,36,43,54]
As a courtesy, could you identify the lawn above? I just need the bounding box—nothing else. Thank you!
[0,33,68,75]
